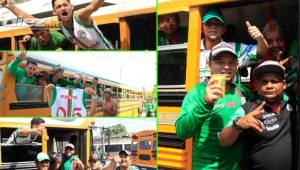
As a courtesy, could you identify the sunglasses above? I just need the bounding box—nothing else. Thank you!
[204,22,224,27]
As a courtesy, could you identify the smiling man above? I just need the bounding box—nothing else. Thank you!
[176,42,252,169]
[219,60,293,170]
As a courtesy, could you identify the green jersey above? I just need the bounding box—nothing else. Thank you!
[63,155,79,170]
[49,75,83,89]
[7,57,36,84]
[30,31,68,50]
[176,83,252,170]
[116,165,140,170]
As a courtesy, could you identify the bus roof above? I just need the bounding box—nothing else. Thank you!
[0,118,92,129]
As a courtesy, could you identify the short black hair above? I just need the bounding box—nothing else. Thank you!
[93,77,98,80]
[51,0,70,8]
[31,118,45,127]
[27,60,37,66]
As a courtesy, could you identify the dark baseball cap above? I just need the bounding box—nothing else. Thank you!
[119,150,131,156]
[253,60,285,79]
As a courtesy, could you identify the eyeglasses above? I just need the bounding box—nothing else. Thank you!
[204,22,224,27]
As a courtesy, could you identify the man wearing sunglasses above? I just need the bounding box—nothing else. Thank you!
[35,152,50,170]
[200,8,269,82]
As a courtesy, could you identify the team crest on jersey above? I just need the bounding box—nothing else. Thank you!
[77,30,86,38]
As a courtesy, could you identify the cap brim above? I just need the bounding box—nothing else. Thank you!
[253,65,284,79]
[203,16,224,24]
[210,51,238,60]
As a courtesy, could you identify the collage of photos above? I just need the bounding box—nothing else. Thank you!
[0,0,300,170]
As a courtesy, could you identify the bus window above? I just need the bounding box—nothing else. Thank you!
[97,24,120,49]
[15,35,31,50]
[1,128,42,163]
[0,38,11,50]
[158,44,187,85]
[105,144,122,153]
[129,14,156,50]
[158,12,189,46]
[139,140,151,150]
[15,83,43,102]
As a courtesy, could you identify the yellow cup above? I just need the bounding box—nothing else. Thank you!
[211,74,227,94]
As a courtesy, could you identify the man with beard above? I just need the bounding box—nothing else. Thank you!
[199,8,269,82]
[0,0,113,50]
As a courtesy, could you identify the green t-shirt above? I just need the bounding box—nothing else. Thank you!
[176,83,252,170]
[63,155,78,170]
[49,75,83,89]
[30,31,68,50]
[7,57,36,84]
[158,27,188,46]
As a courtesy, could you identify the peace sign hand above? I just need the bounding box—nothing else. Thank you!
[236,101,266,132]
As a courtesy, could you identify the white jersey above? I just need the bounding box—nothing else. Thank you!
[61,12,114,50]
[6,127,37,144]
[50,86,87,117]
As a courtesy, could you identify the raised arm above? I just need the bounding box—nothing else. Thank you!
[246,21,269,57]
[1,0,37,20]
[75,0,104,25]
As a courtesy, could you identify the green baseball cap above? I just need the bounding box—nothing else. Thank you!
[37,152,50,162]
[202,9,225,24]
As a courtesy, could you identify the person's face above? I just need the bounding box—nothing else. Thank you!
[54,72,63,79]
[26,63,37,77]
[208,53,238,82]
[104,93,111,99]
[264,30,286,58]
[37,160,50,170]
[32,123,45,130]
[158,14,179,35]
[92,79,98,85]
[38,77,47,86]
[119,154,130,168]
[52,0,73,22]
[33,31,51,45]
[65,147,74,157]
[202,18,225,41]
[89,159,100,170]
[256,73,286,103]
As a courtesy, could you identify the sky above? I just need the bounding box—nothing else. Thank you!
[17,51,156,90]
[94,118,156,133]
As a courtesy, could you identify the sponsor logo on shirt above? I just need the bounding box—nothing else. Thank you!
[77,30,86,38]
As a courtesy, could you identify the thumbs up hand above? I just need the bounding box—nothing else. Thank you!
[246,20,264,41]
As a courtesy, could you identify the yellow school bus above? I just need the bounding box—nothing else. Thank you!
[0,118,94,169]
[0,52,144,117]
[158,0,299,169]
[131,130,156,169]
[0,0,156,50]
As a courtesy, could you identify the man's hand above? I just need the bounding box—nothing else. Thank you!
[18,51,27,61]
[18,34,32,44]
[0,0,14,9]
[237,101,266,132]
[85,87,97,97]
[246,21,264,41]
[33,126,45,136]
[204,79,224,104]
